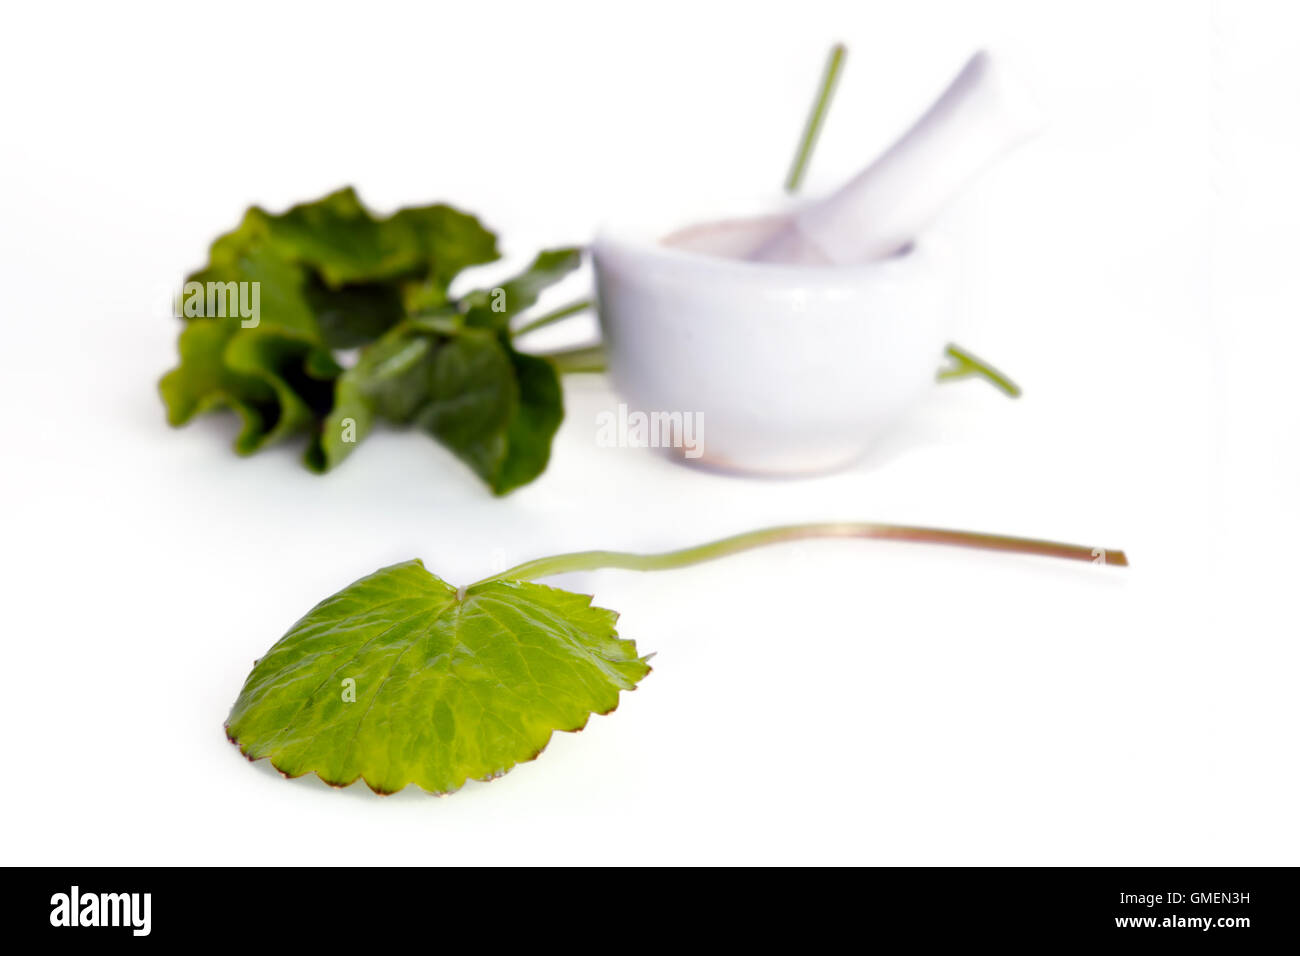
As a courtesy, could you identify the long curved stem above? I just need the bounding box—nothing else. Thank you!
[469,522,1127,588]
[539,343,607,374]
[513,298,592,339]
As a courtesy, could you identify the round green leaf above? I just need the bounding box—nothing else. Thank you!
[226,560,650,795]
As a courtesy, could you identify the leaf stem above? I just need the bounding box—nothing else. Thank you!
[937,343,1022,398]
[539,343,607,374]
[785,43,847,194]
[512,298,593,339]
[470,522,1127,587]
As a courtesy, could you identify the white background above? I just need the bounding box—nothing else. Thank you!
[1,0,1296,865]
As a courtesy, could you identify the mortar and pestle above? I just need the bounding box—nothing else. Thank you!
[591,51,1042,474]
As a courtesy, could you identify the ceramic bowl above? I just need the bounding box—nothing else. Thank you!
[591,204,955,474]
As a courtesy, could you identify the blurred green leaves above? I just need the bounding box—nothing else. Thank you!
[160,187,580,493]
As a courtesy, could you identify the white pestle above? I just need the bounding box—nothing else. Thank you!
[750,50,1044,265]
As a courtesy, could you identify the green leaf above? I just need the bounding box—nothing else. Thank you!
[224,327,337,430]
[388,203,504,293]
[187,235,321,340]
[187,188,499,346]
[160,319,337,454]
[461,247,583,331]
[304,278,407,350]
[225,559,650,795]
[254,187,500,290]
[305,328,435,472]
[415,330,564,494]
[416,331,517,477]
[496,348,565,492]
[307,326,563,489]
[160,319,278,453]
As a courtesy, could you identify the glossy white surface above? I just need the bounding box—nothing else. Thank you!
[0,0,1295,867]
[595,212,953,473]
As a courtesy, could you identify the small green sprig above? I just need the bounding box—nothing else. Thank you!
[937,343,1023,397]
[786,43,847,193]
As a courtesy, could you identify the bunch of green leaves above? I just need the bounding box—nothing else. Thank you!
[160,187,582,494]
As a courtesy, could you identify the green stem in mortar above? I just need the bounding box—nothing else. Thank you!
[786,43,847,194]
